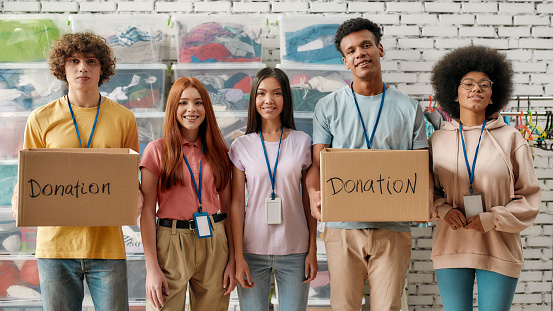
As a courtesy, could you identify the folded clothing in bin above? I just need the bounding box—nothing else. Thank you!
[106,26,163,63]
[0,67,65,111]
[0,19,61,62]
[284,24,343,65]
[177,21,262,63]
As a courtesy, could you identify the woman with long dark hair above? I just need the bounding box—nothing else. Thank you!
[229,67,317,311]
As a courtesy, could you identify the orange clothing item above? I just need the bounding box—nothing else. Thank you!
[140,137,221,221]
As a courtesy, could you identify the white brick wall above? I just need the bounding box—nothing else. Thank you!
[80,2,117,13]
[194,1,232,13]
[348,2,385,13]
[117,1,155,12]
[462,2,498,13]
[41,1,79,13]
[156,1,193,13]
[310,2,347,13]
[233,2,270,13]
[1,1,551,309]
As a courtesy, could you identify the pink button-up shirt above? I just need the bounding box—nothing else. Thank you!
[140,137,221,220]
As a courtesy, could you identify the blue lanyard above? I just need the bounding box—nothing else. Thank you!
[67,94,102,148]
[259,128,283,200]
[351,82,386,149]
[183,148,203,213]
[459,119,487,194]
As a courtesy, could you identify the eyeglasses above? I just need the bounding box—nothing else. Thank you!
[459,78,493,91]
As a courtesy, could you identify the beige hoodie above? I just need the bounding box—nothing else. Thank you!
[428,113,541,278]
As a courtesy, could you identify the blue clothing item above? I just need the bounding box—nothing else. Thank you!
[108,26,154,47]
[435,268,517,311]
[38,259,129,311]
[284,24,343,64]
[313,85,428,232]
[237,253,309,311]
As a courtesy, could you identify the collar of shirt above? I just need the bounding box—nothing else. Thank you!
[181,136,202,150]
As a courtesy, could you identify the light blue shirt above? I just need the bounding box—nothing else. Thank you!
[313,85,428,232]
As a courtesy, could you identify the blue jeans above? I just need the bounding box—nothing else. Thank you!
[38,258,129,311]
[436,268,518,311]
[237,253,309,311]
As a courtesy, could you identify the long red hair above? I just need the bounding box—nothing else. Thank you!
[160,77,230,192]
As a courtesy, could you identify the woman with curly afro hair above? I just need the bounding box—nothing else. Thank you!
[428,45,541,310]
[14,32,139,311]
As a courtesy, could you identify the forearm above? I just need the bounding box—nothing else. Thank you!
[140,208,160,271]
[306,164,321,195]
[231,204,245,261]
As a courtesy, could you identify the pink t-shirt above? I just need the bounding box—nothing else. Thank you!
[140,137,222,221]
[229,130,312,255]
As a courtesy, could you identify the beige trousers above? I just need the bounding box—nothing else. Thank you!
[324,227,411,311]
[146,221,230,311]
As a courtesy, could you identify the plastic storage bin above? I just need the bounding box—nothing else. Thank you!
[173,14,265,64]
[0,113,27,159]
[279,15,352,66]
[0,63,67,112]
[0,164,17,208]
[214,111,247,147]
[0,258,41,301]
[0,209,37,253]
[173,63,266,111]
[100,64,167,112]
[277,64,351,113]
[69,14,169,64]
[135,112,164,156]
[0,14,69,63]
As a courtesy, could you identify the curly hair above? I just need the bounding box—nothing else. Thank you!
[431,45,514,120]
[335,17,382,57]
[48,32,116,87]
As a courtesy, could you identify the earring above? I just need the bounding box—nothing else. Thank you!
[489,99,493,105]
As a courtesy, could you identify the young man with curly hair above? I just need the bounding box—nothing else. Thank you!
[306,18,428,311]
[12,32,139,311]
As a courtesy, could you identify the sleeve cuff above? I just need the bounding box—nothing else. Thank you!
[480,212,495,232]
[436,204,453,219]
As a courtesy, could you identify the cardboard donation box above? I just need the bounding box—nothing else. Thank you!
[320,148,429,222]
[17,148,140,227]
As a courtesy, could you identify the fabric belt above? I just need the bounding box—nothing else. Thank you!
[157,213,227,230]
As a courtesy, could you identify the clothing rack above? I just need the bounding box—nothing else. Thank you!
[412,95,553,102]
[415,95,553,117]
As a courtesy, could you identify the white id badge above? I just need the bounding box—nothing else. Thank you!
[265,198,282,224]
[193,212,213,238]
[463,194,483,219]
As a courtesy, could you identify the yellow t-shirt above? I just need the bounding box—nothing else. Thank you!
[24,96,139,259]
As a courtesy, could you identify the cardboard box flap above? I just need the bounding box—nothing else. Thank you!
[320,148,429,222]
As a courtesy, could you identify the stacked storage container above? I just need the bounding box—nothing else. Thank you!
[0,14,70,310]
[273,15,362,310]
[69,14,169,157]
[68,14,172,309]
[171,14,267,309]
[172,14,266,147]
